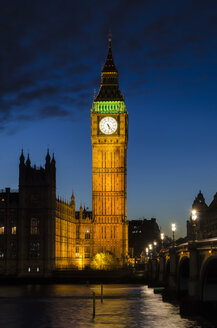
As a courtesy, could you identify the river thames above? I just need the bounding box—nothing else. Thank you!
[0,284,214,328]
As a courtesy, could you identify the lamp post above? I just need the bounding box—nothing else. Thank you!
[171,223,176,247]
[149,244,152,258]
[145,247,149,260]
[191,209,197,241]
[153,241,157,256]
[160,232,165,249]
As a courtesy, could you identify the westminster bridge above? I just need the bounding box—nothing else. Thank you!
[147,238,217,303]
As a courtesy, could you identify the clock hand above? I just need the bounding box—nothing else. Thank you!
[107,124,111,129]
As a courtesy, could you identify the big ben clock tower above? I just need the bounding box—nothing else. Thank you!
[91,36,128,265]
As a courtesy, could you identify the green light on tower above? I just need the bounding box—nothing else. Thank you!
[92,101,126,113]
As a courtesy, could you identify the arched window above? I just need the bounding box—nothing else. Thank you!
[30,218,40,235]
[85,225,90,239]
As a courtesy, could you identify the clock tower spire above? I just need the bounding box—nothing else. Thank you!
[91,37,128,265]
[94,36,124,103]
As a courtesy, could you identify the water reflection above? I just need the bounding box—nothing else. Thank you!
[0,285,214,328]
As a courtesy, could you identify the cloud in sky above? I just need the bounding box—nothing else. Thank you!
[39,105,69,119]
[0,0,217,132]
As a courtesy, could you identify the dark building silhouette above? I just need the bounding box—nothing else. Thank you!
[128,218,160,258]
[0,151,57,276]
[187,190,217,239]
[0,188,19,274]
[18,150,56,276]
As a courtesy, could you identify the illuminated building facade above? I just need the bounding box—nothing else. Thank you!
[0,38,128,276]
[91,36,128,264]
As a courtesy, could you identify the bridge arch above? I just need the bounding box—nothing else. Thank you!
[201,255,217,301]
[177,256,189,294]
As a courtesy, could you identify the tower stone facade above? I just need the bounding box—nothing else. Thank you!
[91,37,128,264]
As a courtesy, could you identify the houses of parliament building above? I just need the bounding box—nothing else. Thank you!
[0,38,129,276]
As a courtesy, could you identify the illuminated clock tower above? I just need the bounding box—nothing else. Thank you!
[91,36,128,264]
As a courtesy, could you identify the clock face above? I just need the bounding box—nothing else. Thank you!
[99,117,118,135]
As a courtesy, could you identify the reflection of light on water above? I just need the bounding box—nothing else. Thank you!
[90,284,142,298]
[91,287,142,290]
[140,286,202,328]
[0,284,212,328]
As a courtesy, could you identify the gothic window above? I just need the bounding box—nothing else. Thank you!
[85,225,90,239]
[11,218,17,234]
[76,226,79,239]
[30,218,40,235]
[85,246,90,258]
[0,216,5,234]
[29,242,40,258]
[76,246,79,257]
[104,226,106,239]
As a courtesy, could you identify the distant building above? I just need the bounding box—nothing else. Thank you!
[128,218,160,258]
[187,190,217,239]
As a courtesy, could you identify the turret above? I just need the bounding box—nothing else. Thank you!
[70,190,75,205]
[51,153,56,167]
[26,154,31,167]
[192,190,207,211]
[188,190,208,240]
[79,203,83,220]
[69,190,75,217]
[19,149,25,167]
[45,149,51,170]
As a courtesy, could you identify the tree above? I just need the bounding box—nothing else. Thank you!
[90,252,120,270]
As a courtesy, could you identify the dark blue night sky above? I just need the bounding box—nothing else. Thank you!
[1,0,217,236]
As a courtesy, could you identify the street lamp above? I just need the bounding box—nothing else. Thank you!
[171,223,176,247]
[160,232,165,248]
[149,244,152,258]
[145,247,149,260]
[191,209,197,240]
[153,241,157,256]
